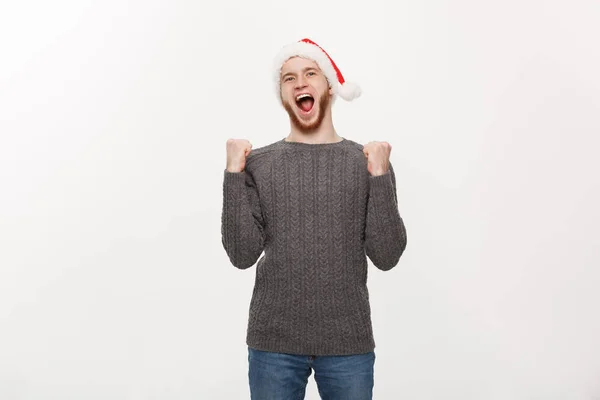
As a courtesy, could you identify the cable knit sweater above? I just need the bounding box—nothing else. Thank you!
[221,137,407,356]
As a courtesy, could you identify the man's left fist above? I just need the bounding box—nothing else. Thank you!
[363,141,391,176]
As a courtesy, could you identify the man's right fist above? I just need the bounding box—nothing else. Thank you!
[226,139,252,173]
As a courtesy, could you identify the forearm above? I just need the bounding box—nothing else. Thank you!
[221,170,265,269]
[364,168,407,270]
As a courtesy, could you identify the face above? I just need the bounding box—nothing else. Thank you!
[279,57,333,132]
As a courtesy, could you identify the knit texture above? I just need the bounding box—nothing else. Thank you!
[221,137,407,356]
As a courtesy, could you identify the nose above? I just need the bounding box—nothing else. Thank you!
[294,75,308,89]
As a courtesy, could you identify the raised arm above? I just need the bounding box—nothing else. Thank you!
[221,139,265,269]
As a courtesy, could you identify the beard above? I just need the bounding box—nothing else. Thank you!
[282,87,331,133]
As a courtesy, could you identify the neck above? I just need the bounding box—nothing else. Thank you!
[286,113,341,144]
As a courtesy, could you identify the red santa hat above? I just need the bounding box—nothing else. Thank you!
[273,38,361,104]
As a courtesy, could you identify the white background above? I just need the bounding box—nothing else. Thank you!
[1,0,599,399]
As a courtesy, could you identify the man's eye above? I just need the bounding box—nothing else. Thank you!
[285,77,294,82]
[308,72,316,76]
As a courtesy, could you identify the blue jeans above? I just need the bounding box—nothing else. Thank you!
[248,347,375,400]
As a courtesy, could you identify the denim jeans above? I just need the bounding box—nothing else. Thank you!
[248,347,375,400]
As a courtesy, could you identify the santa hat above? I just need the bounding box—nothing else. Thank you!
[273,38,361,103]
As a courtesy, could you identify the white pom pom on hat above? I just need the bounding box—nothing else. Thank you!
[273,38,361,103]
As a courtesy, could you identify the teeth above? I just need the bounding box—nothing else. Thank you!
[296,94,312,101]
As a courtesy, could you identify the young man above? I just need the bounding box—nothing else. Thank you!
[221,38,407,399]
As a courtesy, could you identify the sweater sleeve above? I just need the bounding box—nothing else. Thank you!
[221,169,266,269]
[364,162,407,270]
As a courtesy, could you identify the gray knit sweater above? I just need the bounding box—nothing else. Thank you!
[221,137,407,356]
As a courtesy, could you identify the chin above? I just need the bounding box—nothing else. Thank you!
[297,110,322,131]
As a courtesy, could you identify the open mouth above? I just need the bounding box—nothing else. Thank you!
[295,93,314,113]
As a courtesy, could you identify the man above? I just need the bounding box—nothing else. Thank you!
[221,38,407,400]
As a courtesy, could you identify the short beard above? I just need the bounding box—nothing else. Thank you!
[282,88,330,133]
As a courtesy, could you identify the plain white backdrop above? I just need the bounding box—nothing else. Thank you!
[1,0,599,399]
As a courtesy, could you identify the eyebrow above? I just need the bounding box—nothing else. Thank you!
[281,67,318,79]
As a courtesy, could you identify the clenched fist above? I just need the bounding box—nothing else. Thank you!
[226,139,253,173]
[363,141,391,176]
